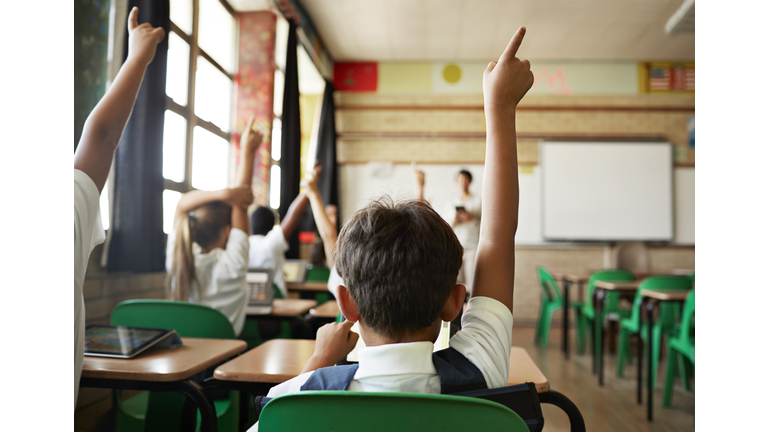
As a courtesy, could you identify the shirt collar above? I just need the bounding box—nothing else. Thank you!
[356,341,437,378]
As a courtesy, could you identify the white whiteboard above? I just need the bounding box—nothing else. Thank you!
[540,142,674,241]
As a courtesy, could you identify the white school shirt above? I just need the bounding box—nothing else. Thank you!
[448,194,481,249]
[74,170,106,408]
[248,296,513,431]
[327,265,343,299]
[248,226,289,299]
[166,227,250,336]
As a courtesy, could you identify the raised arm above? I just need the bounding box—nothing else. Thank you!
[73,7,165,193]
[302,167,338,267]
[231,116,262,233]
[412,162,425,201]
[279,192,310,239]
[471,27,533,313]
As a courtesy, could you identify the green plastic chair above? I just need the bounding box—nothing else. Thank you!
[664,289,695,407]
[110,300,239,432]
[575,269,634,361]
[259,391,531,432]
[534,266,584,348]
[615,276,692,390]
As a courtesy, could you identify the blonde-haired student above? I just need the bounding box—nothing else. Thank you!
[73,7,165,408]
[165,117,261,336]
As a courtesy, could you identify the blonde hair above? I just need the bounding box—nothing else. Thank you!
[167,202,232,301]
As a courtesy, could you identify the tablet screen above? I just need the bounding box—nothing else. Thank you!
[84,325,169,357]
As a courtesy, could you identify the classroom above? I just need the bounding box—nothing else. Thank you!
[68,0,707,431]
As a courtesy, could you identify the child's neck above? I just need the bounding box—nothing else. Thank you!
[359,321,440,346]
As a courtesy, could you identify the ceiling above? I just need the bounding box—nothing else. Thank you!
[294,0,694,62]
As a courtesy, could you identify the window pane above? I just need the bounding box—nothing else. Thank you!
[271,118,281,161]
[166,32,190,106]
[270,165,281,209]
[195,57,232,132]
[163,110,187,182]
[100,180,110,230]
[163,189,182,234]
[273,69,284,117]
[298,45,326,94]
[274,15,289,71]
[169,0,193,36]
[198,0,235,73]
[192,126,229,191]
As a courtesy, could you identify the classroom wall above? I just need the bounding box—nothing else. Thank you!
[334,75,695,324]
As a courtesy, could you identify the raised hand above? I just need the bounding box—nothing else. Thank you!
[225,185,254,208]
[126,7,165,67]
[412,162,425,189]
[240,115,264,154]
[483,26,534,110]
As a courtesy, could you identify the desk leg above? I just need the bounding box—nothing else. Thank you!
[591,288,599,375]
[597,289,607,386]
[637,297,645,405]
[646,300,657,422]
[563,279,571,360]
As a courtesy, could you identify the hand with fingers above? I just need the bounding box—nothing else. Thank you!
[304,321,360,371]
[225,186,254,209]
[412,161,425,189]
[241,115,264,154]
[483,26,534,111]
[126,7,166,67]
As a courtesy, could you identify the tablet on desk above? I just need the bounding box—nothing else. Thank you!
[283,259,308,283]
[84,325,180,359]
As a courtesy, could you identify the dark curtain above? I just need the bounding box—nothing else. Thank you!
[106,0,169,272]
[279,21,302,259]
[298,79,340,236]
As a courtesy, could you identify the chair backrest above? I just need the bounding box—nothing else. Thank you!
[259,391,531,432]
[536,266,562,303]
[306,265,331,282]
[584,269,635,313]
[677,290,695,346]
[627,275,692,325]
[111,300,236,339]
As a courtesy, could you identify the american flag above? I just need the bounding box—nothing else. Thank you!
[650,67,671,90]
[685,68,695,90]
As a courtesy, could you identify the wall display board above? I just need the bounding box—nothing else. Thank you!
[540,141,674,242]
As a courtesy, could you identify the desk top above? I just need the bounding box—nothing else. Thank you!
[82,338,246,382]
[287,281,328,292]
[555,269,693,283]
[552,272,590,283]
[594,280,641,290]
[639,289,691,301]
[272,299,317,316]
[214,339,316,384]
[214,340,549,393]
[310,301,340,319]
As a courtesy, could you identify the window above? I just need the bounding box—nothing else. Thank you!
[163,0,236,233]
[269,15,290,210]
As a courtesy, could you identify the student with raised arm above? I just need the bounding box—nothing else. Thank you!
[248,28,533,427]
[73,7,164,408]
[165,117,261,336]
[248,188,310,299]
[301,166,344,299]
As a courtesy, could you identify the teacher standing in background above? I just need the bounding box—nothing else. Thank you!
[414,165,481,294]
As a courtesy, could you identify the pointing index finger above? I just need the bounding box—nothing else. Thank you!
[498,26,526,64]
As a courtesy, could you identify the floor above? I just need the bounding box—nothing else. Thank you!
[514,325,695,432]
[76,324,695,431]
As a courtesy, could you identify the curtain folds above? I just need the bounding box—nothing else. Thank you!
[315,80,340,230]
[106,0,169,272]
[279,21,302,259]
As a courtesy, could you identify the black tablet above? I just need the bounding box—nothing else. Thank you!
[84,325,177,359]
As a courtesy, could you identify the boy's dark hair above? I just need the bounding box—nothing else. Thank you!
[458,169,472,183]
[336,197,463,339]
[250,206,276,236]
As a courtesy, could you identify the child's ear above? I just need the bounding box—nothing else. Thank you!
[337,286,359,323]
[440,284,467,322]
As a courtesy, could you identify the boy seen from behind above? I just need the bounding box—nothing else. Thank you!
[254,27,533,411]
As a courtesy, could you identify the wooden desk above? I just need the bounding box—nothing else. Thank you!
[508,347,549,393]
[636,288,692,422]
[81,338,246,432]
[246,299,317,317]
[591,280,642,386]
[287,281,328,293]
[310,301,340,319]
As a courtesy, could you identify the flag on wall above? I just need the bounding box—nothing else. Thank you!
[641,62,694,92]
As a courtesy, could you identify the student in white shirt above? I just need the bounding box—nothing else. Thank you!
[414,167,481,294]
[72,7,165,409]
[248,193,309,299]
[254,27,533,427]
[166,117,262,336]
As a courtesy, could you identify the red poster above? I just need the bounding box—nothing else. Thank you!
[333,62,378,92]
